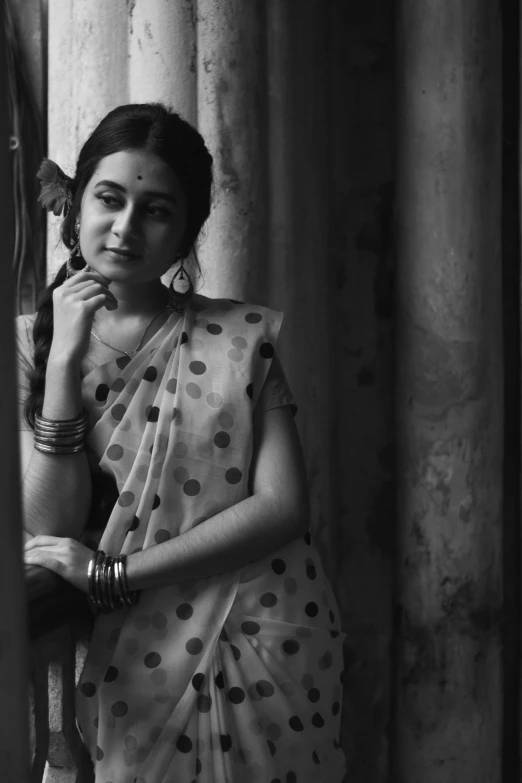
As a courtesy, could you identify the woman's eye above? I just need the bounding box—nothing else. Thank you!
[98,195,119,207]
[147,205,168,217]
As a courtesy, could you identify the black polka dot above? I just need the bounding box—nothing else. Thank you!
[214,431,230,448]
[118,491,135,507]
[332,701,340,715]
[190,360,207,375]
[267,740,277,756]
[312,712,324,728]
[329,610,335,623]
[144,652,161,668]
[305,602,319,617]
[176,734,192,753]
[196,758,202,774]
[256,680,275,697]
[245,312,262,323]
[111,701,128,717]
[207,323,223,334]
[103,666,118,683]
[340,670,345,684]
[154,529,171,544]
[180,332,188,345]
[192,673,205,692]
[319,651,333,670]
[146,405,160,422]
[80,682,96,697]
[215,671,225,689]
[176,603,193,620]
[220,733,232,752]
[225,468,242,484]
[127,515,140,533]
[95,384,110,402]
[183,479,201,496]
[143,366,158,382]
[248,683,263,703]
[308,688,320,703]
[289,716,304,732]
[228,687,245,704]
[230,644,241,661]
[312,750,320,764]
[331,630,340,639]
[241,621,260,635]
[246,383,253,399]
[111,403,126,421]
[219,627,229,642]
[260,592,277,607]
[271,559,286,574]
[152,494,161,510]
[287,773,297,783]
[96,746,104,761]
[306,563,317,580]
[260,343,274,359]
[304,531,312,545]
[197,694,212,713]
[282,640,300,655]
[116,355,131,369]
[186,637,203,655]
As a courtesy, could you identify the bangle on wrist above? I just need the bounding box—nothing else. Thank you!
[87,550,140,612]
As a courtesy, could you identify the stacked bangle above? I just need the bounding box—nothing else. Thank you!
[87,550,141,612]
[34,408,89,454]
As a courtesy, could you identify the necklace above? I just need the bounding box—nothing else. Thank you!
[90,307,167,356]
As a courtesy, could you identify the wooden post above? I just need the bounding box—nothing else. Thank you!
[395,2,503,781]
[0,0,30,778]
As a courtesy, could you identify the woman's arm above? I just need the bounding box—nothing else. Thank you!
[21,353,91,540]
[125,404,310,590]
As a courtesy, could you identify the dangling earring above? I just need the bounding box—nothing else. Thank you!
[66,219,90,278]
[167,256,194,312]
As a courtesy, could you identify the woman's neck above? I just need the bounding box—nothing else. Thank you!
[102,280,169,319]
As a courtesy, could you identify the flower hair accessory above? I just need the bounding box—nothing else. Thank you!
[36,158,74,216]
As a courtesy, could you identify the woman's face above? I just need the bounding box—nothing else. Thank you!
[77,149,188,283]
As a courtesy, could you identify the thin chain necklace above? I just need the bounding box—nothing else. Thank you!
[90,306,167,356]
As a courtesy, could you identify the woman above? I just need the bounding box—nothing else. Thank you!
[18,103,345,783]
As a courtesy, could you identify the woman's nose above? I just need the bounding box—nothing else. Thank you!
[111,206,140,240]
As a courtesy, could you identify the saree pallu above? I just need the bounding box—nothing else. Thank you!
[75,295,346,783]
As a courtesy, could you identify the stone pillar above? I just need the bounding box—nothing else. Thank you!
[395,2,503,781]
[196,0,267,299]
[0,2,30,777]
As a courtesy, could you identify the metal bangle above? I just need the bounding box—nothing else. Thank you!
[94,550,107,610]
[88,551,102,608]
[34,424,88,437]
[35,408,89,426]
[33,434,85,445]
[112,557,125,608]
[34,441,85,455]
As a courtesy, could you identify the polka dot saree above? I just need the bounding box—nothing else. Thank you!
[19,295,346,783]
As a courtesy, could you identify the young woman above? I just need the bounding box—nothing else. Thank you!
[18,102,346,783]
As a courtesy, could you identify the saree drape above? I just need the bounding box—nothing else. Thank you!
[19,295,346,783]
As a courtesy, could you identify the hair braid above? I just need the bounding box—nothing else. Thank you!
[24,263,67,429]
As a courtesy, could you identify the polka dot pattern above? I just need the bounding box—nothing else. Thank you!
[74,297,344,781]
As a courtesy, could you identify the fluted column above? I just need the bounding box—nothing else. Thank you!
[395,2,503,781]
[0,2,30,776]
[197,0,267,299]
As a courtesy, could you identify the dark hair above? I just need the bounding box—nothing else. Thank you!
[24,102,213,428]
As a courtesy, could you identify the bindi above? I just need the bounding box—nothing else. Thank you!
[137,175,142,180]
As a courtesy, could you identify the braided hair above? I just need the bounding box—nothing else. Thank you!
[24,102,213,429]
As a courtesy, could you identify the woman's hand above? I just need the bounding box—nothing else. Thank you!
[23,536,94,594]
[50,268,118,364]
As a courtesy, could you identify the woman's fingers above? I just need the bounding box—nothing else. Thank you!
[24,535,62,550]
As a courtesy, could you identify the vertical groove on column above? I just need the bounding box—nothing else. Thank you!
[0,3,30,777]
[503,0,521,779]
[395,2,503,781]
[196,0,268,300]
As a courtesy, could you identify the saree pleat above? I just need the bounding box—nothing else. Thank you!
[72,295,346,782]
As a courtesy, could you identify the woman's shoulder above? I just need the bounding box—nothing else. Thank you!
[191,294,282,321]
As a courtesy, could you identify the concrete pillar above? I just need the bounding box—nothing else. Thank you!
[0,1,30,776]
[128,0,197,123]
[395,2,503,781]
[196,0,267,299]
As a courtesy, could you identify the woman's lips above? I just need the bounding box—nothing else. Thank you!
[105,248,141,261]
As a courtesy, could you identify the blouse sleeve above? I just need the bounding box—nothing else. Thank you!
[15,315,35,431]
[257,351,298,416]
